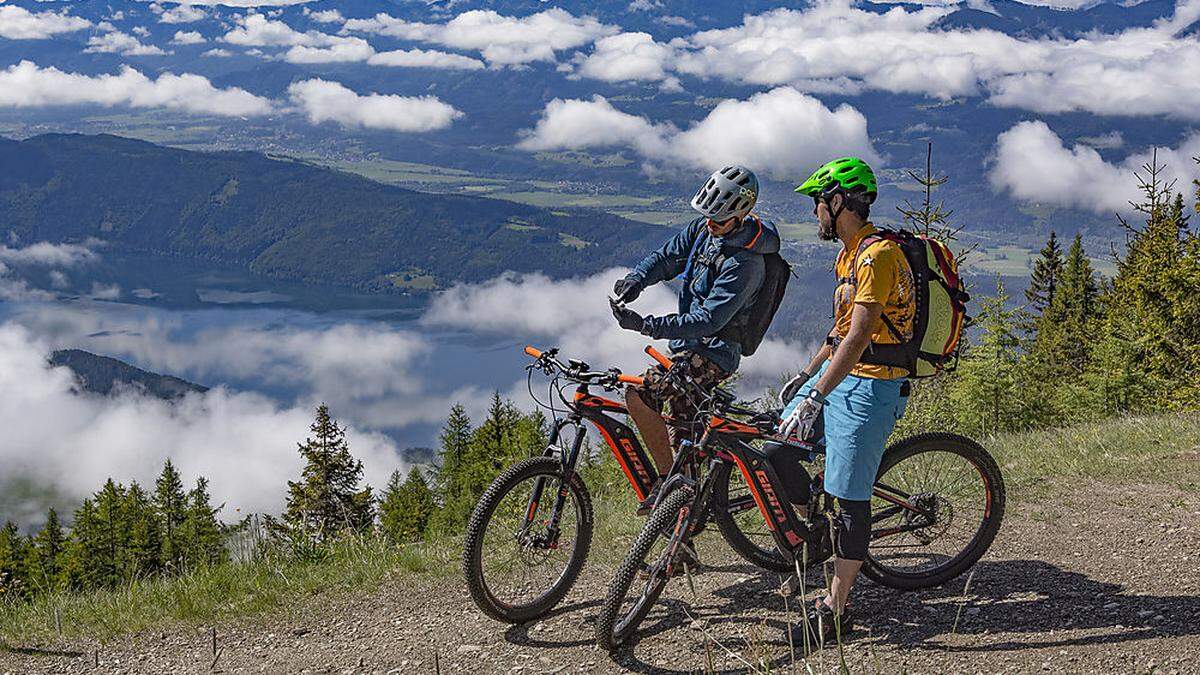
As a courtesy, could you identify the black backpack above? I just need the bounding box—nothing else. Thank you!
[684,216,791,357]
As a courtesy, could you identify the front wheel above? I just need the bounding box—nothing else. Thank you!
[462,456,594,623]
[862,433,1005,590]
[595,486,695,651]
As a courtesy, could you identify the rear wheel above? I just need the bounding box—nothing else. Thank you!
[595,486,695,651]
[463,456,593,623]
[710,462,791,572]
[862,433,1005,590]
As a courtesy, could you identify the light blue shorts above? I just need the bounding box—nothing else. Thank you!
[782,361,908,501]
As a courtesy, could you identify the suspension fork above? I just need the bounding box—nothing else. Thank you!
[521,417,585,540]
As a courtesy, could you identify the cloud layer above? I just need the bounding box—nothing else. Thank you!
[0,5,90,40]
[343,8,618,66]
[989,121,1200,214]
[518,88,879,179]
[0,61,273,117]
[287,79,463,132]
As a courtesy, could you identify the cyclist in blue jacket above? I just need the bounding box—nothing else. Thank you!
[609,165,780,516]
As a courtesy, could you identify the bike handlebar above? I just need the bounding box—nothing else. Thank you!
[524,345,543,359]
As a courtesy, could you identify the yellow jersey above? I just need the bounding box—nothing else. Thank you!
[830,224,916,379]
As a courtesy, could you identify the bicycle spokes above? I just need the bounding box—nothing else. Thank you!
[480,474,580,606]
[869,448,989,573]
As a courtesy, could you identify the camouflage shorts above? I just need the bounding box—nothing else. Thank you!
[636,351,729,436]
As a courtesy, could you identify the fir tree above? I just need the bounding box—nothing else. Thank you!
[91,479,128,588]
[124,482,162,580]
[1094,155,1193,410]
[182,477,227,567]
[950,278,1030,435]
[284,404,375,542]
[1025,231,1064,316]
[154,459,189,572]
[62,498,103,591]
[0,521,30,600]
[28,508,65,593]
[379,468,435,544]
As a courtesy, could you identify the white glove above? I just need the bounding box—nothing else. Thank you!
[779,390,827,440]
[779,371,811,406]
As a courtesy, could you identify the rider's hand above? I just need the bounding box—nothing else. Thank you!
[779,371,811,406]
[779,389,826,440]
[609,298,646,333]
[613,276,641,303]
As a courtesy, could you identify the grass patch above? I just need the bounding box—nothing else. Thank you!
[0,536,457,645]
[984,411,1200,494]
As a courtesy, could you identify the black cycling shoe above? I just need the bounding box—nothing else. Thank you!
[635,478,666,516]
[789,598,853,649]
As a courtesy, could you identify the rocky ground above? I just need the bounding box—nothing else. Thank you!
[3,478,1200,674]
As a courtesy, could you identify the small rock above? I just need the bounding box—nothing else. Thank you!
[457,645,481,654]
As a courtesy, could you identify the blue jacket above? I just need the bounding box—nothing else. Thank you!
[626,215,781,373]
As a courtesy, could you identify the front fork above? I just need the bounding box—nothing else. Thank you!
[519,418,586,547]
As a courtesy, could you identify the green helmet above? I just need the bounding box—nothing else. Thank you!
[795,157,877,203]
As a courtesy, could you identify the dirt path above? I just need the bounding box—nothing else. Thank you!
[4,479,1200,674]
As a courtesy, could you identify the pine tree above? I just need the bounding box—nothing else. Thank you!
[62,498,104,591]
[28,508,65,593]
[284,404,375,542]
[950,278,1030,435]
[124,482,162,580]
[379,468,435,544]
[1093,155,1193,411]
[91,479,128,588]
[0,521,30,600]
[1025,231,1064,316]
[182,477,227,567]
[154,459,189,572]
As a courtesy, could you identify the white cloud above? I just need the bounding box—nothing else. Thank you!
[0,322,405,518]
[171,30,207,45]
[988,121,1200,213]
[132,25,152,37]
[0,240,101,302]
[203,47,234,57]
[0,61,274,117]
[223,12,370,61]
[153,3,208,24]
[343,8,618,66]
[572,32,675,83]
[283,37,373,63]
[422,268,807,397]
[577,0,1200,120]
[0,5,91,40]
[155,0,317,5]
[518,88,879,179]
[516,95,673,156]
[304,8,343,24]
[287,79,463,132]
[85,28,169,56]
[367,48,485,70]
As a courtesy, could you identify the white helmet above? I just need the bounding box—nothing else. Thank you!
[691,165,759,222]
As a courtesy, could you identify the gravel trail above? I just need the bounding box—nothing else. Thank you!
[3,479,1199,674]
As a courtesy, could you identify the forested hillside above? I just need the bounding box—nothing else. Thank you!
[0,134,668,290]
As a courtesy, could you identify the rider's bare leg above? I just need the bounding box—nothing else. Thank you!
[824,558,862,614]
[624,387,672,475]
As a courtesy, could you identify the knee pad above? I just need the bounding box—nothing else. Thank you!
[834,498,871,561]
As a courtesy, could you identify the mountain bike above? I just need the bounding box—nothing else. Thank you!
[595,386,1006,650]
[462,345,786,624]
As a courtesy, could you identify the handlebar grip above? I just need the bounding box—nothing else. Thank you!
[524,345,543,359]
[645,345,672,369]
[617,374,644,386]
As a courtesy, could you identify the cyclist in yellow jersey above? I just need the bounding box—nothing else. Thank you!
[778,157,913,644]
